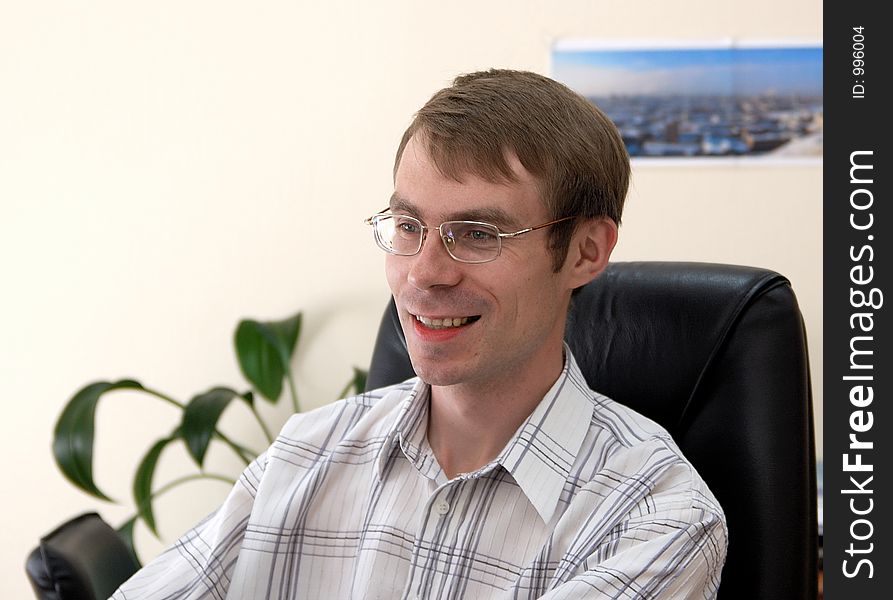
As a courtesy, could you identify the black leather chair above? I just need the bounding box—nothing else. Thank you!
[26,512,140,600]
[366,261,818,600]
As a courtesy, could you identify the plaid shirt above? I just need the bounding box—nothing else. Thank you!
[113,350,727,599]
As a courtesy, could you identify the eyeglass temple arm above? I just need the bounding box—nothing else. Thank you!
[364,207,393,225]
[499,216,577,238]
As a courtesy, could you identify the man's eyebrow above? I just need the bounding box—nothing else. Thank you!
[449,207,520,230]
[388,194,521,230]
[388,194,418,215]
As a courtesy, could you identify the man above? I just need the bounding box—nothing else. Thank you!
[113,69,726,599]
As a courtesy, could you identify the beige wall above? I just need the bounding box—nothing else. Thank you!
[0,1,821,596]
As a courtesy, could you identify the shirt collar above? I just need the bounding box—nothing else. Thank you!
[375,345,595,523]
[496,347,594,523]
[375,378,439,480]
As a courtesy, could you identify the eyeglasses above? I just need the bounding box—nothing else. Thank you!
[364,209,577,264]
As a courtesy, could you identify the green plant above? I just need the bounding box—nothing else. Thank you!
[52,311,367,562]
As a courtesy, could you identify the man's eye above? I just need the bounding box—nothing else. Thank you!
[396,220,421,234]
[466,228,496,241]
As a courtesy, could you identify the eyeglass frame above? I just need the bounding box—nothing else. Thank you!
[364,208,578,264]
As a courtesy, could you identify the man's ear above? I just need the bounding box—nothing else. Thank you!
[565,218,618,289]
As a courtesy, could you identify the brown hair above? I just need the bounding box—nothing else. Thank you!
[394,69,630,271]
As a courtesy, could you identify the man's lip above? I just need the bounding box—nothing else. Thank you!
[410,314,478,341]
[407,312,482,337]
[411,313,480,319]
[409,313,483,326]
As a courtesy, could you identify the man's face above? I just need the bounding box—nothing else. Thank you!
[385,136,576,390]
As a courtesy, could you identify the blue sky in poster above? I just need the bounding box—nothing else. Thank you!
[553,46,823,97]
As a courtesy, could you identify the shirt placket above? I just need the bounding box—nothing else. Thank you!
[402,477,464,600]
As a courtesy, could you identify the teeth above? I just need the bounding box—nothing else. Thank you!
[415,315,471,329]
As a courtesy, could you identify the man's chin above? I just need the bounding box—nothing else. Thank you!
[407,355,466,387]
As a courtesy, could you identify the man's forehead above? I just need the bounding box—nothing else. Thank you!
[392,134,549,227]
[388,193,522,229]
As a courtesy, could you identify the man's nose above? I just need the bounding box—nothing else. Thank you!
[406,229,463,290]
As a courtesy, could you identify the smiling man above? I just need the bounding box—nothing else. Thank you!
[113,70,727,600]
[380,131,618,482]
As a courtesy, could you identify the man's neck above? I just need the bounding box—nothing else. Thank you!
[425,349,565,480]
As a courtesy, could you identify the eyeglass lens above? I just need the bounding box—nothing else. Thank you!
[373,215,500,262]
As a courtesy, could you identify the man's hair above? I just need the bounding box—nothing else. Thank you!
[394,68,630,271]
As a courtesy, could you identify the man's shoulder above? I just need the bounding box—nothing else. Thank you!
[580,389,725,519]
[583,388,675,450]
[563,348,677,451]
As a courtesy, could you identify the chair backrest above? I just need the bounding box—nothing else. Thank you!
[366,261,817,600]
[26,512,140,600]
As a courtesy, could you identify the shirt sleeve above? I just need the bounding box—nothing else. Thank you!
[110,451,268,600]
[537,509,726,599]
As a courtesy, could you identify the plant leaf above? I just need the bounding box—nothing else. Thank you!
[351,367,368,395]
[133,433,179,536]
[235,319,283,401]
[116,515,143,567]
[235,312,301,402]
[181,387,250,467]
[339,367,369,398]
[53,379,145,501]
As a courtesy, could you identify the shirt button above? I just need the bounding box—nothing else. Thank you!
[434,499,450,515]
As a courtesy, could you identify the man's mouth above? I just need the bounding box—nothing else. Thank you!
[414,314,481,330]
